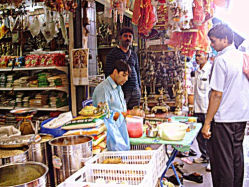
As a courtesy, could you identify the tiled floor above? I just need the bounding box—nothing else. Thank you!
[166,132,249,187]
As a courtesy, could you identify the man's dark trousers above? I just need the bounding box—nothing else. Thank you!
[194,112,209,160]
[208,122,246,187]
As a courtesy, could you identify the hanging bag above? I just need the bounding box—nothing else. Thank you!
[243,53,249,80]
[104,112,130,151]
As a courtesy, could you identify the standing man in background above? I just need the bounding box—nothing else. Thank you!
[193,50,212,171]
[104,27,141,110]
[202,24,249,187]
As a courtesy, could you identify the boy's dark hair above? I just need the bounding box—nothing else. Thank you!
[208,24,234,44]
[119,27,134,36]
[112,59,131,75]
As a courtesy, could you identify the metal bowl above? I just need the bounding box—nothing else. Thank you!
[146,128,158,138]
[0,161,48,187]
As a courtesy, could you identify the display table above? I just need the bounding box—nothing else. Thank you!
[130,123,202,187]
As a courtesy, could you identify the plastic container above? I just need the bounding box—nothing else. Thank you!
[130,144,168,178]
[126,117,143,138]
[59,150,158,187]
[159,122,188,141]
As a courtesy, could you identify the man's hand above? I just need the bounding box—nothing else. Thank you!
[202,123,211,139]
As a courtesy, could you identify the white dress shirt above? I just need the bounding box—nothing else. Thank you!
[210,45,249,122]
[194,62,212,113]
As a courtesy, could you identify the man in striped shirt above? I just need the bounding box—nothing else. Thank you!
[104,27,141,110]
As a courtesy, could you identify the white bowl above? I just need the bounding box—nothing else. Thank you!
[158,122,188,141]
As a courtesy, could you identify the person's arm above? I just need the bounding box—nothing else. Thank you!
[202,89,223,139]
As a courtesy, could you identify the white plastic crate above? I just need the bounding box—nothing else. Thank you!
[59,150,158,187]
[130,144,168,178]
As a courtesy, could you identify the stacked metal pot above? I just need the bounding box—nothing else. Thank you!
[0,134,93,187]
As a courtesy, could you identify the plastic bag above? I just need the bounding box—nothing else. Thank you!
[104,112,130,151]
[0,126,21,138]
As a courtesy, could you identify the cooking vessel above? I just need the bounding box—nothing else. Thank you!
[0,145,29,166]
[49,135,93,185]
[0,161,48,187]
[29,134,54,187]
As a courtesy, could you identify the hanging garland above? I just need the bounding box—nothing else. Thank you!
[0,0,23,7]
[0,0,78,12]
[44,0,78,12]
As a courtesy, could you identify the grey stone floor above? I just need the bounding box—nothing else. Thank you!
[166,128,249,187]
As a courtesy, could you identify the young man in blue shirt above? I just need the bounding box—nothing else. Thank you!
[93,59,131,113]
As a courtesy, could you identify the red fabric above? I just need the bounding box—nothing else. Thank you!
[132,0,156,36]
[168,24,210,57]
[192,0,205,27]
[132,0,141,25]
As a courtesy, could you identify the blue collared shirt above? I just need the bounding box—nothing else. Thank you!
[92,76,127,112]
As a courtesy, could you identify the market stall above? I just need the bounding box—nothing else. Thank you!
[0,0,233,187]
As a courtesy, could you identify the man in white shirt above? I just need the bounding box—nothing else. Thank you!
[202,24,249,187]
[193,50,212,171]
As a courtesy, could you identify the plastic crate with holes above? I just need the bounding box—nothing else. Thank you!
[58,150,158,187]
[130,144,168,178]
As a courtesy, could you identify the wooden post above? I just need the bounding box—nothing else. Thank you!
[69,12,77,116]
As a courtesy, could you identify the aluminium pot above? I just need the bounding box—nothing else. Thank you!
[0,145,29,166]
[49,135,93,185]
[0,161,48,187]
[29,134,54,187]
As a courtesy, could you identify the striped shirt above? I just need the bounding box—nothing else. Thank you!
[104,47,141,91]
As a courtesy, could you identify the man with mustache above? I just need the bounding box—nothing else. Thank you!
[192,50,212,171]
[104,27,141,110]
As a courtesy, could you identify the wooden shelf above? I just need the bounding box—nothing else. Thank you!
[0,68,12,72]
[13,106,69,112]
[0,88,12,91]
[0,66,68,73]
[0,106,14,110]
[0,87,68,93]
[13,87,68,93]
[13,66,68,73]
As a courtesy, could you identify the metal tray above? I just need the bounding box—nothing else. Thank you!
[0,135,39,148]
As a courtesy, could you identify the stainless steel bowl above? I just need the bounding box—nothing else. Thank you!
[146,128,158,138]
[0,161,48,187]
